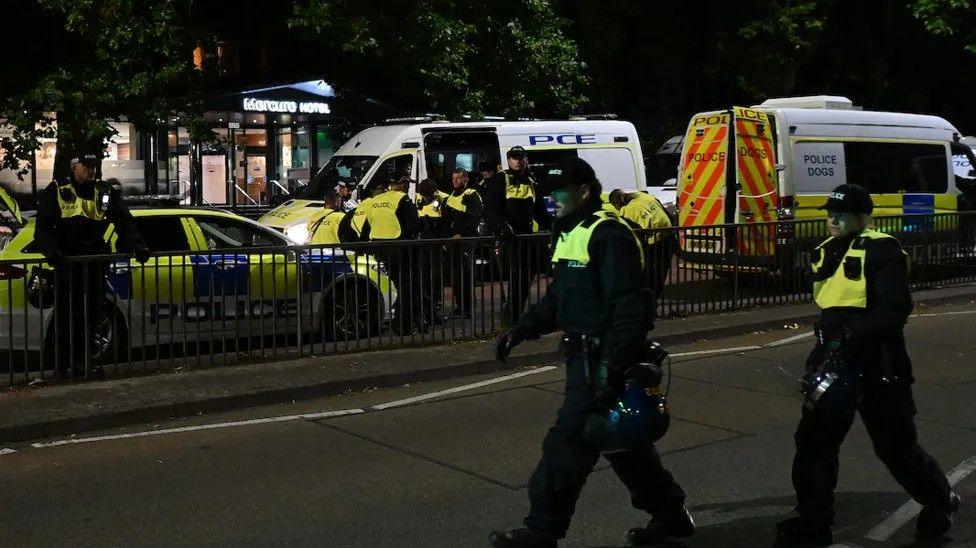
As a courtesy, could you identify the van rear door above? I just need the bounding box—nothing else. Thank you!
[732,106,778,256]
[677,110,731,252]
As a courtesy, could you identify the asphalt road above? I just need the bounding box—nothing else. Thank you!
[2,301,976,547]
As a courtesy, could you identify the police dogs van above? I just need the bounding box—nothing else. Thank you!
[259,116,649,241]
[676,95,974,268]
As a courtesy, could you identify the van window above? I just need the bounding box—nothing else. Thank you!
[793,141,948,194]
[578,148,639,191]
[363,154,413,193]
[845,142,947,193]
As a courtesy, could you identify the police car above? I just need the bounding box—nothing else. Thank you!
[259,116,648,234]
[0,208,395,361]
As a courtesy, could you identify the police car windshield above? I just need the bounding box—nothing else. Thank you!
[296,155,378,199]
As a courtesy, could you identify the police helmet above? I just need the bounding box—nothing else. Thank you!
[583,369,671,453]
[26,268,56,309]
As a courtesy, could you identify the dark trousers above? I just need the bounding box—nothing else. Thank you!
[792,379,952,526]
[52,262,106,376]
[381,247,428,334]
[448,244,474,314]
[524,353,686,538]
[645,234,676,298]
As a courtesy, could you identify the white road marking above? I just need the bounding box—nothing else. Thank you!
[0,448,17,455]
[371,366,559,410]
[670,346,761,358]
[30,408,365,448]
[864,452,976,542]
[912,309,976,318]
[764,331,815,347]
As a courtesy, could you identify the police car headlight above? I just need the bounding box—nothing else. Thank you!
[284,224,310,244]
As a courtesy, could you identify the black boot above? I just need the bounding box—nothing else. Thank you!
[916,491,961,538]
[488,528,557,548]
[775,516,833,547]
[627,506,695,546]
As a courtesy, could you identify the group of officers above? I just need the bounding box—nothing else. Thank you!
[15,143,961,547]
[303,145,675,334]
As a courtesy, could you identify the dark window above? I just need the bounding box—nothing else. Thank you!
[364,154,413,193]
[133,217,191,252]
[196,217,285,250]
[843,142,948,193]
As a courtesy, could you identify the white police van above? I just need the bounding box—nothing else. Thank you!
[260,116,648,240]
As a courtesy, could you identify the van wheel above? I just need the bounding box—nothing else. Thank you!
[322,279,383,341]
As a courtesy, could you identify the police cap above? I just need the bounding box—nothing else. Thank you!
[539,157,597,195]
[69,151,101,168]
[818,183,873,214]
[506,146,527,159]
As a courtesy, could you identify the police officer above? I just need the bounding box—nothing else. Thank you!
[416,178,449,239]
[346,183,380,242]
[485,146,552,325]
[609,190,675,296]
[443,168,484,318]
[776,184,958,546]
[363,177,426,334]
[490,158,693,548]
[307,191,347,246]
[34,151,149,378]
[337,181,359,212]
[473,160,496,203]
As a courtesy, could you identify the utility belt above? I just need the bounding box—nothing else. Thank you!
[562,333,602,385]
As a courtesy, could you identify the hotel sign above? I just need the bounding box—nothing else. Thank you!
[242,96,331,114]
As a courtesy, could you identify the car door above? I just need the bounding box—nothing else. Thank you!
[185,215,298,341]
[107,215,196,349]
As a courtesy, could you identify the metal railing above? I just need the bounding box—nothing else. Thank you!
[2,212,975,385]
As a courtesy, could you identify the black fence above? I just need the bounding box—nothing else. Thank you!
[2,212,975,385]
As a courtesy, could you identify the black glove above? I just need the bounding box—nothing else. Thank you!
[494,223,516,245]
[133,245,151,264]
[495,326,536,363]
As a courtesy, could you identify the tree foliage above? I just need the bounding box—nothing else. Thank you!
[288,0,590,118]
[0,0,213,179]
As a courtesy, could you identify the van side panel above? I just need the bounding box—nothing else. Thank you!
[678,111,730,234]
[733,107,778,255]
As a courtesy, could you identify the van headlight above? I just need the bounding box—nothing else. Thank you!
[284,224,310,244]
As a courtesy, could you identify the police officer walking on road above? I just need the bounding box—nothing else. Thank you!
[485,146,552,326]
[34,150,149,379]
[777,183,959,546]
[490,158,693,548]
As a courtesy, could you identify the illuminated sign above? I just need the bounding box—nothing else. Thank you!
[242,97,331,114]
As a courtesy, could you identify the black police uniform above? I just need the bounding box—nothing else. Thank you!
[34,174,146,377]
[782,184,955,542]
[443,186,485,317]
[497,196,686,543]
[484,165,553,325]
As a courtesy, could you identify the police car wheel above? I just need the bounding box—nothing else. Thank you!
[322,279,382,341]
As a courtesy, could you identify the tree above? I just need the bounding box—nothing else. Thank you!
[0,0,214,183]
[287,0,590,118]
